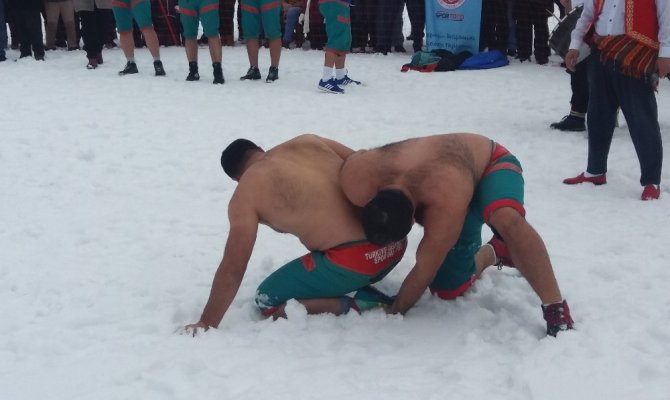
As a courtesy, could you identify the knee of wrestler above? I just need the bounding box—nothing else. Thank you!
[254,289,278,314]
[488,206,526,240]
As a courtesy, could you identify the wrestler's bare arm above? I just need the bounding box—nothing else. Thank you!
[389,202,467,314]
[194,191,260,329]
[389,173,473,314]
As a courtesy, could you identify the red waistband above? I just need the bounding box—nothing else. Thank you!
[325,239,408,276]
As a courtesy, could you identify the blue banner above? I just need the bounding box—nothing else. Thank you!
[425,0,482,54]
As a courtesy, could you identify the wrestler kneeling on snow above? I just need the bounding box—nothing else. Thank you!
[184,135,407,335]
[339,133,574,337]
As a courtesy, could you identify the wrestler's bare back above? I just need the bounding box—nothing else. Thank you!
[233,136,365,251]
[384,133,492,183]
[342,133,494,208]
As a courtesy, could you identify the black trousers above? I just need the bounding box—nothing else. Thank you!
[480,0,508,52]
[569,56,589,114]
[375,0,403,52]
[351,0,377,49]
[13,3,44,57]
[586,53,663,185]
[405,0,425,46]
[79,7,107,59]
[515,0,550,60]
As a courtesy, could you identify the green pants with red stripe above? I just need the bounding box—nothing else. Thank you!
[319,0,351,52]
[240,0,281,40]
[112,0,154,32]
[429,142,526,299]
[179,0,220,39]
[255,239,407,314]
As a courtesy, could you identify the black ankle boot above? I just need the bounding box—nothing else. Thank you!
[186,62,200,81]
[550,115,586,132]
[119,61,138,75]
[266,66,278,82]
[154,60,166,76]
[240,66,261,80]
[213,62,224,84]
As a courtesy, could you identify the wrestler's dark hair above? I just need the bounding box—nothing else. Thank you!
[362,189,414,245]
[220,139,262,179]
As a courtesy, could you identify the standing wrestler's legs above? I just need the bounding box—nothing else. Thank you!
[141,27,161,59]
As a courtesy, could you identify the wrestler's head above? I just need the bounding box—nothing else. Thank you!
[362,189,414,245]
[221,139,263,180]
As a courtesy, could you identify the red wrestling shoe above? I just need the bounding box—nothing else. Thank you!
[542,300,574,337]
[563,172,607,185]
[488,236,514,268]
[641,185,660,200]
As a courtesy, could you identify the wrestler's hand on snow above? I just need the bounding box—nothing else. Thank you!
[182,321,210,337]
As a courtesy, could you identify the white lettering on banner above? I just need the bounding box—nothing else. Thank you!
[426,0,482,54]
[364,242,404,264]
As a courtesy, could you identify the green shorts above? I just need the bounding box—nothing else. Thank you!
[429,142,526,299]
[319,0,352,52]
[240,0,281,40]
[255,239,408,314]
[179,0,220,39]
[112,0,154,32]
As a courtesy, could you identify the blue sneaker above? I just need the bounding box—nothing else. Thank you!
[335,75,361,86]
[353,286,394,312]
[318,78,345,94]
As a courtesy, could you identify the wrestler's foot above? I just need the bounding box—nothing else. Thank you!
[352,286,394,312]
[487,236,514,268]
[542,300,574,337]
[335,74,361,86]
[213,62,224,84]
[154,60,166,76]
[563,172,607,185]
[186,62,199,81]
[119,61,138,76]
[240,66,261,80]
[266,66,278,82]
[318,78,344,94]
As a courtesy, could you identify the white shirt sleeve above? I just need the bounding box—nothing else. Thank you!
[658,0,670,57]
[569,0,597,50]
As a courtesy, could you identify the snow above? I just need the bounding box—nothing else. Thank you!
[1,37,669,400]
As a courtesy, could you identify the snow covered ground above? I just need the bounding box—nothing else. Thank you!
[1,33,669,400]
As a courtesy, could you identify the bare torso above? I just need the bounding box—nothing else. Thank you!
[361,134,494,212]
[233,135,365,250]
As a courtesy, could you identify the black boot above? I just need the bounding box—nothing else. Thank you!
[154,60,166,76]
[240,66,261,80]
[550,115,586,132]
[213,62,224,84]
[266,66,278,82]
[119,61,138,75]
[186,62,200,81]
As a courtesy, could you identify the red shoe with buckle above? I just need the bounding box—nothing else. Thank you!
[488,236,514,268]
[542,300,574,337]
[563,172,607,185]
[641,184,660,200]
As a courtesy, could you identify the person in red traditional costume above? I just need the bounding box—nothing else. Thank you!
[563,0,670,200]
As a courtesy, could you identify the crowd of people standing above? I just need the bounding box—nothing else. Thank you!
[1,0,566,71]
